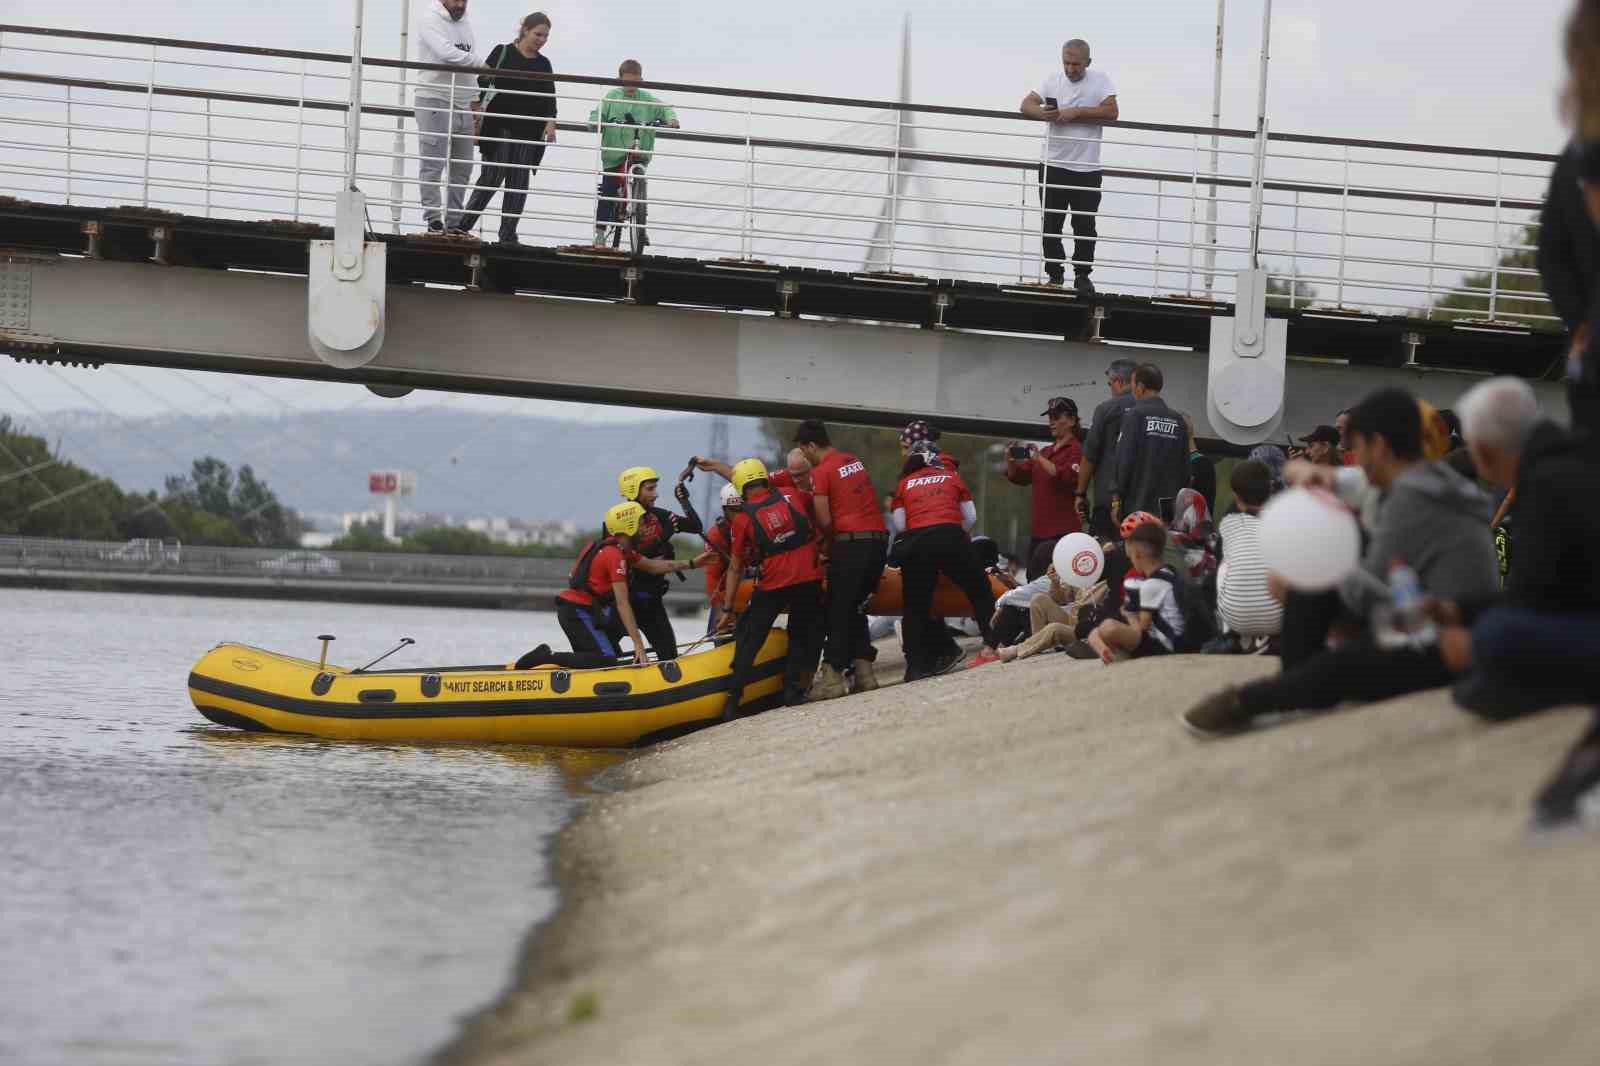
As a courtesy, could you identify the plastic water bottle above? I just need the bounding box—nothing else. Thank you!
[1376,559,1437,650]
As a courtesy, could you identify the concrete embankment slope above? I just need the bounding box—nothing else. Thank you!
[442,653,1600,1066]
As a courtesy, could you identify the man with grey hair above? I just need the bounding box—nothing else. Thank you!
[1021,40,1119,295]
[1077,357,1138,539]
[1430,376,1600,720]
[414,0,484,234]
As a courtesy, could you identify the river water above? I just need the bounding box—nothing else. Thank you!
[0,588,629,1066]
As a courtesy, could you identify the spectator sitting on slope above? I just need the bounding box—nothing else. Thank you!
[1207,460,1282,654]
[1180,388,1500,737]
[1079,520,1186,664]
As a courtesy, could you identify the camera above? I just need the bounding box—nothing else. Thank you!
[1007,445,1031,461]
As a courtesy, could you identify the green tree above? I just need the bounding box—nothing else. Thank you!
[0,417,126,539]
[163,456,301,547]
[1431,222,1554,326]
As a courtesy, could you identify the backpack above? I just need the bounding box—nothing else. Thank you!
[740,492,814,559]
[568,537,622,602]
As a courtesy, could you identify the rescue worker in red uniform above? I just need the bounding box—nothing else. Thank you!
[613,465,703,660]
[557,501,703,665]
[718,458,825,719]
[701,482,742,635]
[794,419,887,701]
[891,444,999,679]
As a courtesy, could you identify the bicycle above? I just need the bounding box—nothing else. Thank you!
[594,114,665,256]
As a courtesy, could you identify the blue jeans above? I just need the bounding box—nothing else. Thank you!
[1471,607,1600,696]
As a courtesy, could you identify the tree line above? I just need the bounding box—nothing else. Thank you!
[0,416,302,547]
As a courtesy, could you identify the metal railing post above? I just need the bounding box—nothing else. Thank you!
[292,60,307,222]
[1426,199,1439,318]
[1336,145,1350,308]
[1153,179,1164,294]
[1186,134,1198,298]
[1488,157,1504,321]
[141,45,157,208]
[887,107,904,272]
[64,84,73,205]
[1018,166,1028,283]
[742,99,754,260]
[391,0,411,233]
[203,95,213,217]
[1289,189,1300,308]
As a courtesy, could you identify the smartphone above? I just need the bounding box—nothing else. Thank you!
[1007,444,1031,461]
[1043,96,1058,110]
[1158,497,1176,524]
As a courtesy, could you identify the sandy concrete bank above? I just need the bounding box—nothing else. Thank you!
[441,645,1600,1066]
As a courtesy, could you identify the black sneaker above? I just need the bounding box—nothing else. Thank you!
[1202,634,1241,656]
[932,649,967,675]
[1074,274,1096,297]
[1044,269,1065,287]
[1064,640,1099,660]
[497,233,522,246]
[1531,714,1600,830]
[903,666,930,684]
[1179,687,1256,738]
[426,220,445,234]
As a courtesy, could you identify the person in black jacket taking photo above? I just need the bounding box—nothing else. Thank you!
[458,12,558,244]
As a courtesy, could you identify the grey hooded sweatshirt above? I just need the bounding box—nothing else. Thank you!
[1339,459,1499,618]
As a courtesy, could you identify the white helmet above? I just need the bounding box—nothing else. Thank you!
[719,483,741,508]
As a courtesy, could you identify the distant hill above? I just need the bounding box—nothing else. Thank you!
[24,408,768,527]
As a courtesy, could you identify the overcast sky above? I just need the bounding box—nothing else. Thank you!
[2,0,1573,422]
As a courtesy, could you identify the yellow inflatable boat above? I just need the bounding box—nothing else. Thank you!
[188,631,788,748]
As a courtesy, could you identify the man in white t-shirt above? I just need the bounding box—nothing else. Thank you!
[414,0,484,234]
[1020,40,1119,295]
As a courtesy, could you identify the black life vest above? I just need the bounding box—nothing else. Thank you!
[740,491,813,559]
[568,536,623,601]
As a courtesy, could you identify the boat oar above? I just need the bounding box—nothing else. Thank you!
[351,637,415,674]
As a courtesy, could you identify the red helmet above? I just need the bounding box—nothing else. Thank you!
[1119,510,1161,539]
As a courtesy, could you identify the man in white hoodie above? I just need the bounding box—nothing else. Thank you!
[414,0,483,233]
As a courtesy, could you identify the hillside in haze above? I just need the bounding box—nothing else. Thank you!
[23,408,768,527]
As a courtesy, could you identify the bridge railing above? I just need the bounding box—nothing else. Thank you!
[0,24,1557,327]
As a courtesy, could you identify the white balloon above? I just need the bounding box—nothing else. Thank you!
[1259,487,1362,591]
[1052,532,1105,588]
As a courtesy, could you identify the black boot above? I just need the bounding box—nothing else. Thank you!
[1531,711,1600,830]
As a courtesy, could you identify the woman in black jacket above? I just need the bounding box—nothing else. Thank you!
[457,12,558,243]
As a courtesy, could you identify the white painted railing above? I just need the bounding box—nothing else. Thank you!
[0,24,1557,326]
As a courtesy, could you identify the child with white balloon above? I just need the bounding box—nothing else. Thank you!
[1085,521,1188,664]
[985,533,1108,664]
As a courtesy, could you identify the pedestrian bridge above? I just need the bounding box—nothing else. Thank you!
[0,24,1568,440]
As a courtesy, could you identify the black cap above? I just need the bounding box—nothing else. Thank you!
[1041,396,1078,418]
[1299,425,1341,445]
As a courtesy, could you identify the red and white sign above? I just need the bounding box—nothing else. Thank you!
[368,470,417,497]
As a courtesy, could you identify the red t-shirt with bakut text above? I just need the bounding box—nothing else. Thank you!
[730,487,823,591]
[809,450,886,535]
[557,541,638,608]
[892,468,973,530]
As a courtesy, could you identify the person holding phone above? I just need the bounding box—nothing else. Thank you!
[1005,396,1087,578]
[1020,39,1119,294]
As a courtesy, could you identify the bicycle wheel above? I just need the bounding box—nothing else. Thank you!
[628,166,648,256]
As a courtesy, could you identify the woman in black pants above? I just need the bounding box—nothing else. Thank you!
[458,12,557,243]
[890,446,998,680]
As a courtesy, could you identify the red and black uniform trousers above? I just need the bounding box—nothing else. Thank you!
[823,533,888,672]
[628,505,704,661]
[896,523,998,677]
[724,495,825,715]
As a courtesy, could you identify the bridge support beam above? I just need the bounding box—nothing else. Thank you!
[1,256,1567,441]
